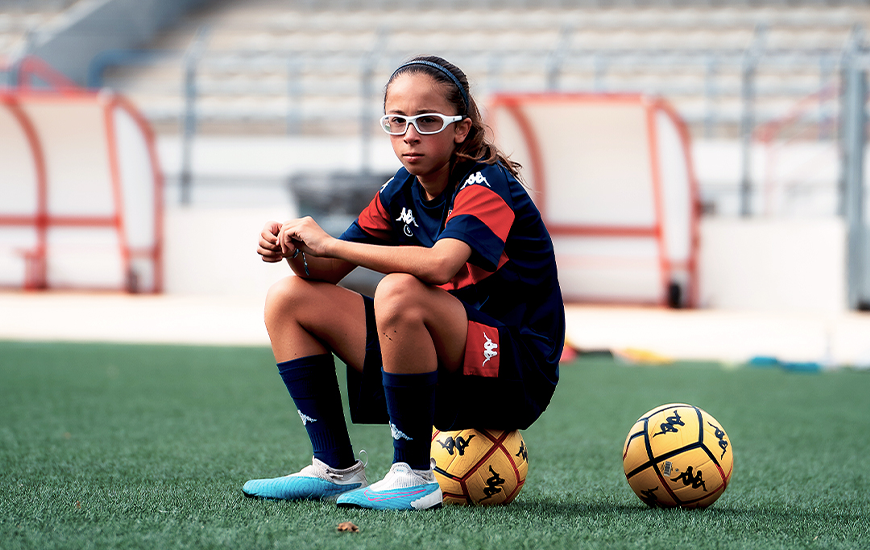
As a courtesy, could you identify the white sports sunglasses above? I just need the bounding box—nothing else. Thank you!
[380,113,465,135]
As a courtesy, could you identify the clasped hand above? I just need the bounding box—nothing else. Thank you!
[256,217,333,263]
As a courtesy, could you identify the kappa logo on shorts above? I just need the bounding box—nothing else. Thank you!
[482,332,498,366]
[465,321,500,377]
[396,207,419,237]
[460,171,491,190]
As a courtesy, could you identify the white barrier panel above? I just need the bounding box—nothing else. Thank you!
[0,90,162,292]
[489,93,700,307]
[114,100,161,292]
[0,97,41,287]
[699,218,847,314]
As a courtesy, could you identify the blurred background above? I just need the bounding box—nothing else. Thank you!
[1,0,869,367]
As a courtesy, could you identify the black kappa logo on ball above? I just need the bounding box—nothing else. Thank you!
[671,465,707,491]
[652,410,685,437]
[708,422,729,459]
[516,440,528,461]
[640,486,660,506]
[437,435,475,456]
[479,465,506,501]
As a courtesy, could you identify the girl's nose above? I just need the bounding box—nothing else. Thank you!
[403,125,422,142]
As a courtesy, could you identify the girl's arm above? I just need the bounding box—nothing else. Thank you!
[278,217,472,286]
[329,237,471,286]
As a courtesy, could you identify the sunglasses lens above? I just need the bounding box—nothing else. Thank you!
[415,115,445,134]
[382,116,407,134]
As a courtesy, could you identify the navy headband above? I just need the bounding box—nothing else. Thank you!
[391,60,469,114]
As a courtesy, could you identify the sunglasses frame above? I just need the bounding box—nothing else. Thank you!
[380,113,465,135]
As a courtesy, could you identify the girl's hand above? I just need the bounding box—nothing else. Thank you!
[257,221,286,263]
[278,216,334,258]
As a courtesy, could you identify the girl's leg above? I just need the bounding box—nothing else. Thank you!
[263,276,367,469]
[372,273,467,469]
[335,273,466,510]
[373,272,467,375]
[264,275,367,369]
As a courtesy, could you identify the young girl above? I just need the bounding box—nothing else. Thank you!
[244,55,564,511]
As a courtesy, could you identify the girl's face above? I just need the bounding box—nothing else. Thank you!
[384,73,472,194]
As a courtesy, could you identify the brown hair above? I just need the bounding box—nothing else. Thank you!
[385,55,522,185]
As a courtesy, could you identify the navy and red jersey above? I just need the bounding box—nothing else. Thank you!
[340,161,565,385]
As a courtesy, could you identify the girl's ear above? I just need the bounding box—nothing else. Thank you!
[453,117,473,144]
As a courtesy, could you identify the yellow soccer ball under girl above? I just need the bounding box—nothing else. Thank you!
[431,428,528,505]
[623,403,734,509]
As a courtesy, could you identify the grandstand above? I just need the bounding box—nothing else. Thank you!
[0,1,77,71]
[79,0,869,139]
[3,1,866,140]
[0,2,75,38]
[63,0,864,222]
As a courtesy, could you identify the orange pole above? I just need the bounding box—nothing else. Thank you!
[0,94,48,289]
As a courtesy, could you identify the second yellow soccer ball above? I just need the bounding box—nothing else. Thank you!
[623,403,734,509]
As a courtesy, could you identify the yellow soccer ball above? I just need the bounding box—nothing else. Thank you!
[623,403,734,509]
[431,428,528,505]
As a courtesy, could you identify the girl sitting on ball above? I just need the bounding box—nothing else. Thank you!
[244,55,564,511]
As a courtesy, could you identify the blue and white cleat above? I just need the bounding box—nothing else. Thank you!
[336,461,442,510]
[242,457,367,501]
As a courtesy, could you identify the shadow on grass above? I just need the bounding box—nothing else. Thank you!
[507,497,864,524]
[508,499,645,516]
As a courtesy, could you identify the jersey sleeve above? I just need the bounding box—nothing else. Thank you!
[439,166,515,271]
[339,181,396,245]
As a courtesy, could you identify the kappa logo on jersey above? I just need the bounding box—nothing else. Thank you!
[482,332,498,366]
[396,207,419,237]
[460,171,491,190]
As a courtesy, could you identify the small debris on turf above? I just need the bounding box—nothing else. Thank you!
[337,521,359,533]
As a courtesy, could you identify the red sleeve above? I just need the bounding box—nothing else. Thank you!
[446,184,514,244]
[355,191,394,242]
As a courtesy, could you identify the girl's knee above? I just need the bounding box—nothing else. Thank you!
[374,273,424,302]
[374,273,427,323]
[264,276,309,325]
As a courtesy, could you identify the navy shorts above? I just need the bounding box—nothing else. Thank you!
[345,295,558,431]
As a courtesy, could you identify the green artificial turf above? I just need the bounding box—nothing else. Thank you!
[1,341,868,549]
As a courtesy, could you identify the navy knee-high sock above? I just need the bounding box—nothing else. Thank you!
[382,369,438,471]
[277,354,355,469]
